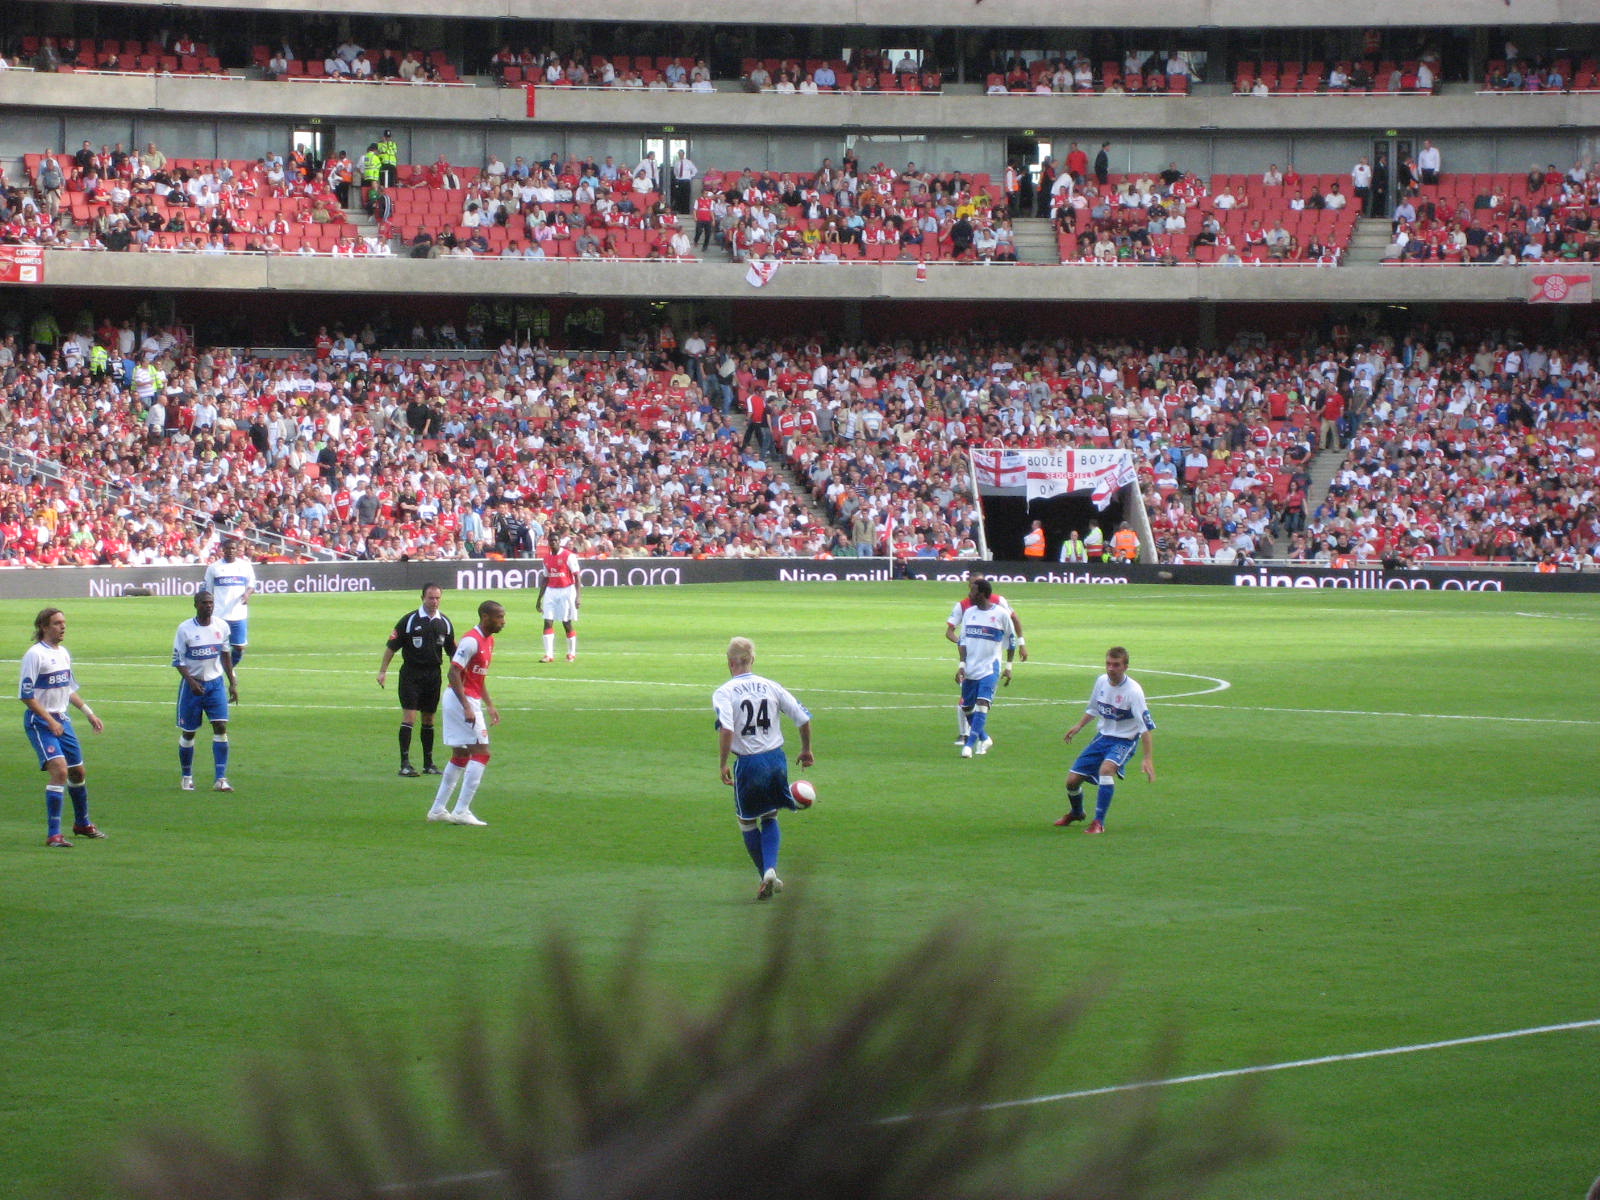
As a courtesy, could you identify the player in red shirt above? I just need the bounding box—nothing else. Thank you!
[536,535,582,662]
[427,600,506,827]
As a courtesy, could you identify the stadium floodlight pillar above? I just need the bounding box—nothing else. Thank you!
[967,451,992,561]
[1126,481,1157,565]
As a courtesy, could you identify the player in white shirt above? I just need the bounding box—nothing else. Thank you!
[713,637,815,900]
[19,607,106,846]
[173,589,239,792]
[955,580,1015,758]
[203,535,257,668]
[945,571,1025,744]
[1056,646,1156,833]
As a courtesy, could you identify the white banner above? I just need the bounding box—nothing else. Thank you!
[1024,449,1138,509]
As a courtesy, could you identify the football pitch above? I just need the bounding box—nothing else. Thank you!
[4,581,1597,1198]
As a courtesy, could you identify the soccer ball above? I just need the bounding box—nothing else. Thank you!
[790,780,817,808]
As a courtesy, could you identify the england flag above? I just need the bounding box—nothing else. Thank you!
[971,447,1028,488]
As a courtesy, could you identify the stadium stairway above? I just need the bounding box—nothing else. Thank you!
[1010,217,1061,264]
[1305,440,1347,501]
[748,422,835,536]
[1343,216,1395,265]
[347,207,383,247]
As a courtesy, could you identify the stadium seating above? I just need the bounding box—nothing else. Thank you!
[9,324,1593,567]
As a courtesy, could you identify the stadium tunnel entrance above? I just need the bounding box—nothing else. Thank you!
[982,492,1126,563]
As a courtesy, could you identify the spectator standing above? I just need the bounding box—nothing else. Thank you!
[1369,153,1389,216]
[1319,390,1345,450]
[1094,141,1111,186]
[1065,141,1088,184]
[1351,157,1373,211]
[671,149,698,215]
[359,144,382,211]
[1110,522,1140,562]
[37,151,66,217]
[1083,524,1106,561]
[1022,519,1046,558]
[1417,140,1442,186]
[376,131,400,189]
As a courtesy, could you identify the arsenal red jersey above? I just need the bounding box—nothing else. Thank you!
[542,549,579,587]
[453,626,496,699]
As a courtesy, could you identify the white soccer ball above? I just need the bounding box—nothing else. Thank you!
[791,780,817,808]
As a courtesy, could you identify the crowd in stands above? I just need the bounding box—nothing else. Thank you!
[0,31,458,82]
[388,153,685,261]
[1481,38,1600,92]
[7,32,223,75]
[1387,162,1600,263]
[1234,50,1442,94]
[13,17,1600,99]
[9,136,1600,273]
[986,49,1199,96]
[1049,161,1356,264]
[253,39,459,84]
[10,144,359,254]
[0,309,1594,571]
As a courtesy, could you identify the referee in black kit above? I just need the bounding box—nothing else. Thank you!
[377,583,457,777]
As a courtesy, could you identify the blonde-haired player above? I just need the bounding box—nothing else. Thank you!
[713,637,815,900]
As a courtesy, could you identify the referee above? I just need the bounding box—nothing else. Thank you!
[377,583,456,777]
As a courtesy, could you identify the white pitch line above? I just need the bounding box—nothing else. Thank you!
[1163,701,1600,727]
[947,1017,1600,1116]
[378,1017,1600,1194]
[87,698,1059,716]
[73,663,1595,725]
[89,697,1600,725]
[73,660,1233,705]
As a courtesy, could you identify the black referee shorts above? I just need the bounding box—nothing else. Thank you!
[397,666,444,714]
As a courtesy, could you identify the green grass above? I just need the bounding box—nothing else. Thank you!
[3,583,1598,1198]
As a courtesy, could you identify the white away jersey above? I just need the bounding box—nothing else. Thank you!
[19,641,76,713]
[958,604,1014,680]
[173,618,231,681]
[1086,673,1156,739]
[713,672,811,757]
[948,592,1014,630]
[204,557,257,621]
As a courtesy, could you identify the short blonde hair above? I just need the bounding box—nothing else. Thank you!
[727,637,755,668]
